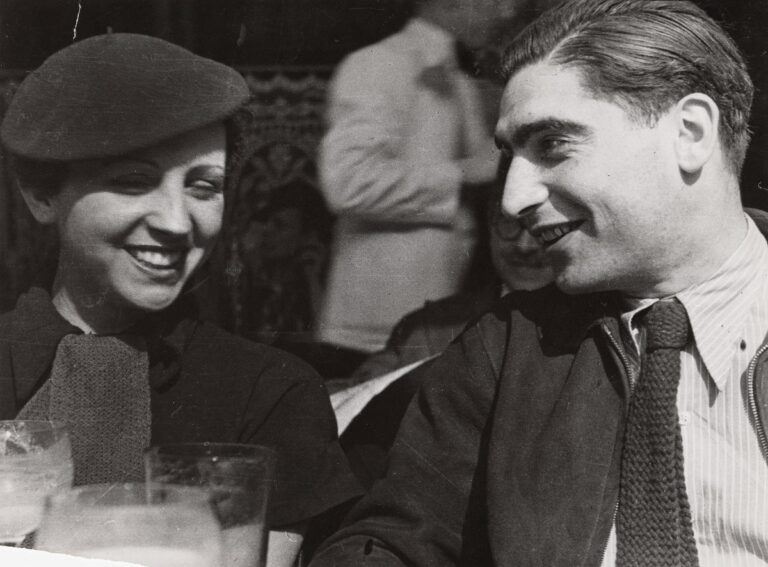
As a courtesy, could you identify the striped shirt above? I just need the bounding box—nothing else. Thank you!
[601,215,768,566]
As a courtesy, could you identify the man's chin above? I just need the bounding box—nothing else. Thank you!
[553,272,606,295]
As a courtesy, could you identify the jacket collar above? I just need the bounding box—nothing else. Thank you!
[7,288,193,408]
[513,284,619,354]
[9,288,81,404]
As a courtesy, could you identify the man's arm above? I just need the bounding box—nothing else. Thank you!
[320,48,495,225]
[310,320,502,566]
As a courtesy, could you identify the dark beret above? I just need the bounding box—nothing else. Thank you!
[0,33,250,161]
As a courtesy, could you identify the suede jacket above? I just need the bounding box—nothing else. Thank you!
[310,210,768,566]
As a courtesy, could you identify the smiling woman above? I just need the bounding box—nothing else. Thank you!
[19,124,227,333]
[0,33,361,567]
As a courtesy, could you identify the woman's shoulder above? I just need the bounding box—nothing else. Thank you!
[181,319,322,385]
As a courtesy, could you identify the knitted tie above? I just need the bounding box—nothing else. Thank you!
[616,299,699,566]
[17,334,151,485]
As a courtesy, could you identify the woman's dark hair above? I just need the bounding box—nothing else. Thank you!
[8,154,68,197]
[500,0,753,174]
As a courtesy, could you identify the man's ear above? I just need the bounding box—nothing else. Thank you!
[18,183,58,225]
[674,93,720,174]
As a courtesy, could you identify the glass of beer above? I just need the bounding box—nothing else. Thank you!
[35,483,222,566]
[145,443,276,567]
[0,420,73,546]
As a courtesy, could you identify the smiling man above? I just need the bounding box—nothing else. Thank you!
[310,1,768,566]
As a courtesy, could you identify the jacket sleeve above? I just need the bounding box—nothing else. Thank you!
[320,48,464,226]
[309,319,501,566]
[240,361,363,529]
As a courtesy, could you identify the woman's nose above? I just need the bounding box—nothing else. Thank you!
[145,185,193,237]
[501,156,549,220]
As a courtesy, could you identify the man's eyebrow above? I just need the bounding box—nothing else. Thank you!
[497,118,590,151]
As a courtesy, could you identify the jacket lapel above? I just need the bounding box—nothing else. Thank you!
[7,288,79,412]
[487,288,627,565]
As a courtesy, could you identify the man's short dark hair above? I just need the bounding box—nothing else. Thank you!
[500,0,754,174]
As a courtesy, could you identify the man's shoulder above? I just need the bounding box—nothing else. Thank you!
[470,285,608,352]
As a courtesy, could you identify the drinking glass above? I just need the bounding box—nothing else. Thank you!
[35,483,222,566]
[0,420,73,545]
[145,443,276,567]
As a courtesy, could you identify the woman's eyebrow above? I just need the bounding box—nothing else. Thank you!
[187,164,225,176]
[98,157,158,169]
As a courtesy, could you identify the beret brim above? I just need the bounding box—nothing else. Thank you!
[0,33,250,162]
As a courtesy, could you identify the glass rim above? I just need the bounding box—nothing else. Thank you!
[46,482,214,508]
[145,442,277,462]
[0,419,69,433]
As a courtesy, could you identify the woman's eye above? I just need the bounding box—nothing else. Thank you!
[188,179,224,200]
[109,173,156,192]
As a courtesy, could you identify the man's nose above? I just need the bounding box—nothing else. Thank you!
[501,156,548,220]
[146,185,193,236]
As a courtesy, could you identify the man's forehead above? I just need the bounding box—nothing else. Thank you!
[495,62,626,144]
[499,63,587,119]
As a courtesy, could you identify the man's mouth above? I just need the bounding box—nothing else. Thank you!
[534,221,583,246]
[125,246,186,270]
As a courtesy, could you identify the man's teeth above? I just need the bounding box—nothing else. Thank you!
[130,249,182,268]
[540,223,579,244]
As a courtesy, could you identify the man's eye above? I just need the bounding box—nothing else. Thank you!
[538,137,569,160]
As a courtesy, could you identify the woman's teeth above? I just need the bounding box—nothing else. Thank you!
[128,248,183,269]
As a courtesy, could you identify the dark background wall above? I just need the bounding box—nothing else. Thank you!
[2,0,767,206]
[0,0,412,70]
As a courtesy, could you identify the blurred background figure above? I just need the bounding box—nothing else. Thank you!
[305,191,553,549]
[328,194,553,487]
[315,0,530,374]
[337,192,554,390]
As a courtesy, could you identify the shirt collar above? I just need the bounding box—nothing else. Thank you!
[621,215,768,390]
[677,215,768,390]
[405,17,457,67]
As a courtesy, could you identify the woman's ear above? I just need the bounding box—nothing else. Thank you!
[674,93,720,175]
[18,183,58,224]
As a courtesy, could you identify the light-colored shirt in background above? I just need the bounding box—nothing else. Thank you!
[317,18,495,352]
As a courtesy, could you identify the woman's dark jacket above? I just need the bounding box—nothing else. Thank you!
[0,288,361,529]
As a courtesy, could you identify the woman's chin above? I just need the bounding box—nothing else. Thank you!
[117,286,183,314]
